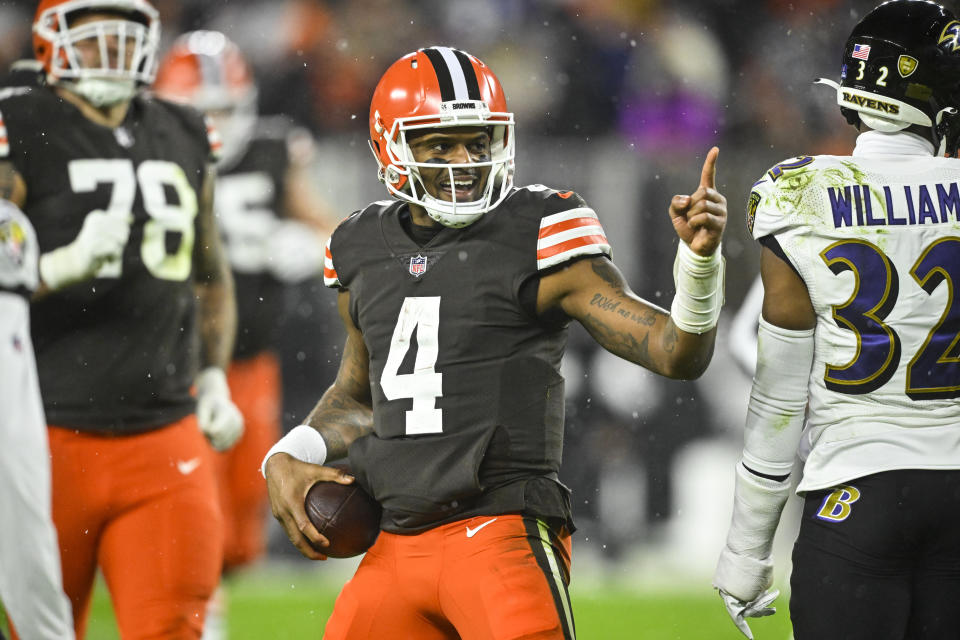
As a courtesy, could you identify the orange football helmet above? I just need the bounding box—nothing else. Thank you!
[154,30,258,167]
[33,0,160,106]
[369,47,515,228]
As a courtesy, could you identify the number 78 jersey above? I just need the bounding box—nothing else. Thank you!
[749,148,960,492]
[0,87,213,432]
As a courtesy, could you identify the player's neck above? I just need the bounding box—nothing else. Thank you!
[408,203,442,229]
[55,86,131,129]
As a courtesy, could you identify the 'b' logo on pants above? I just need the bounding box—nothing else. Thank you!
[816,485,861,522]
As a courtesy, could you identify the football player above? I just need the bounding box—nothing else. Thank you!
[0,1,243,637]
[263,46,727,639]
[153,30,337,639]
[0,201,73,639]
[714,2,960,638]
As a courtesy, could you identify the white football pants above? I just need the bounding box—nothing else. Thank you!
[0,294,74,639]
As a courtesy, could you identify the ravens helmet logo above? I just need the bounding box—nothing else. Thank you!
[939,20,960,51]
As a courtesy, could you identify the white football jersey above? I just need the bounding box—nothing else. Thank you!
[749,130,960,492]
[0,199,38,294]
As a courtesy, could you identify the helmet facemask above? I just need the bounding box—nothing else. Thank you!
[372,100,515,228]
[34,0,160,107]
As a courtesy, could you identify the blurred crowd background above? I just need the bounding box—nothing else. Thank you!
[0,0,895,580]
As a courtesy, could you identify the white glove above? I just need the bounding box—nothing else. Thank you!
[265,220,325,283]
[714,462,791,637]
[196,367,244,451]
[718,588,779,639]
[39,209,131,291]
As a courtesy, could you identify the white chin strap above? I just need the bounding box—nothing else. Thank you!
[815,77,931,131]
[64,78,137,107]
[398,159,512,228]
[412,164,497,229]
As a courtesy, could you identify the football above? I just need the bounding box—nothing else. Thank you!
[304,462,382,558]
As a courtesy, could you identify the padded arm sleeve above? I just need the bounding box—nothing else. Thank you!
[741,317,815,477]
[714,317,815,601]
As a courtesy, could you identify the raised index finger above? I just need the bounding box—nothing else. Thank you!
[700,146,719,190]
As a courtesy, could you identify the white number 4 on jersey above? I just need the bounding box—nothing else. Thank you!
[380,296,443,435]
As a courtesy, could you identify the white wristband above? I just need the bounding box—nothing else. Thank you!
[670,241,725,334]
[260,425,328,478]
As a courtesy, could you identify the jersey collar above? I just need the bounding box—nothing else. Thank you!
[853,130,935,157]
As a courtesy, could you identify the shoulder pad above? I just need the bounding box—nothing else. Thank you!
[509,185,611,270]
[748,155,830,238]
[322,235,339,288]
[145,96,214,161]
[325,202,392,288]
[0,86,33,104]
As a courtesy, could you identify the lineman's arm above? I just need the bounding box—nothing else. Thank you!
[4,159,134,299]
[194,165,236,370]
[263,289,373,559]
[714,246,815,638]
[193,165,243,451]
[537,148,727,380]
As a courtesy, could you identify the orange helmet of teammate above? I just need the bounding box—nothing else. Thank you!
[154,30,258,168]
[33,0,160,106]
[368,46,515,228]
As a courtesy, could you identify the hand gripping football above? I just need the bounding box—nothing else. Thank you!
[304,463,382,558]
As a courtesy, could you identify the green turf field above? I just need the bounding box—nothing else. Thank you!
[1,564,794,639]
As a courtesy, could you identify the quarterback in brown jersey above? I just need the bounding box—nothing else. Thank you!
[264,46,726,640]
[0,1,241,638]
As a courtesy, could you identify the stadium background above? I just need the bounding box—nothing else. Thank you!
[0,0,901,637]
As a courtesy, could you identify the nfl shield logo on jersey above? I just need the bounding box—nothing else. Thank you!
[409,254,428,277]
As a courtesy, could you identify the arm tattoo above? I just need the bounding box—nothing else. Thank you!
[584,258,661,329]
[304,319,373,460]
[579,312,655,369]
[662,322,679,354]
[305,386,373,461]
[590,258,626,294]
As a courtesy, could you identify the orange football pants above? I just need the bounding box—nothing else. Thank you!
[217,351,281,571]
[323,514,575,640]
[43,416,223,640]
